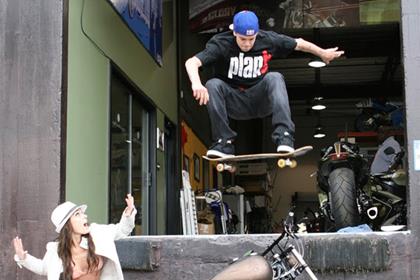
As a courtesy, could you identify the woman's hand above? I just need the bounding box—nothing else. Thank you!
[13,236,27,260]
[123,194,135,216]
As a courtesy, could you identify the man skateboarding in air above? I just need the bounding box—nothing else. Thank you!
[185,10,344,158]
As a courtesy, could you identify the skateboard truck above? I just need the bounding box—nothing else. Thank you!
[216,163,237,173]
[277,158,297,168]
[217,159,297,172]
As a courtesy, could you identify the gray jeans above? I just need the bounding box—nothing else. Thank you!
[206,72,295,143]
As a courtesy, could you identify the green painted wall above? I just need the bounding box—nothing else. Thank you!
[67,0,177,224]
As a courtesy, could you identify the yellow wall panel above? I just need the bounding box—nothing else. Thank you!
[181,121,215,191]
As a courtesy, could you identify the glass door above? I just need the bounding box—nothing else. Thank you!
[110,72,150,235]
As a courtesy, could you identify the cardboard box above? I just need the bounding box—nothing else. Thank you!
[198,222,215,234]
[197,208,215,234]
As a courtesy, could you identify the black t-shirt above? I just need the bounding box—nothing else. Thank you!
[195,30,297,88]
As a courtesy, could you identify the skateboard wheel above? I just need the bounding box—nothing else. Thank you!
[277,159,286,168]
[229,166,237,173]
[216,163,224,172]
[290,159,297,168]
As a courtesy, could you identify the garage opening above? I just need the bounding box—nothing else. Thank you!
[180,0,405,235]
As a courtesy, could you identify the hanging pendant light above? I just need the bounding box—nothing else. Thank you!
[311,97,326,111]
[313,125,326,138]
[313,111,326,138]
[308,58,326,68]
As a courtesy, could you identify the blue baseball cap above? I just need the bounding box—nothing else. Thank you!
[230,11,259,36]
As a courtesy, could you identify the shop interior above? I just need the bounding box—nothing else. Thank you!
[180,1,406,235]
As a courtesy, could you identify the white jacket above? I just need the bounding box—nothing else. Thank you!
[14,209,136,280]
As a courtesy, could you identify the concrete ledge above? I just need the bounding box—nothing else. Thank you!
[116,239,161,271]
[118,232,412,280]
[305,236,390,272]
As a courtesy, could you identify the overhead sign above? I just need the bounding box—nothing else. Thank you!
[189,0,363,33]
[108,0,162,66]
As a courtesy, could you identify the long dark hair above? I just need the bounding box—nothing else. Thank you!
[57,222,100,280]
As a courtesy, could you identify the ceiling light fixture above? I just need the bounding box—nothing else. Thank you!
[311,97,326,111]
[308,58,326,68]
[313,125,326,139]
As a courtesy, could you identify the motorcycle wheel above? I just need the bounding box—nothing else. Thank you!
[355,112,378,132]
[328,168,361,230]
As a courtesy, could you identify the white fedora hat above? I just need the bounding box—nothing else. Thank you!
[51,201,87,233]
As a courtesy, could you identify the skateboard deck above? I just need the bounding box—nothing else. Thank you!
[203,145,313,172]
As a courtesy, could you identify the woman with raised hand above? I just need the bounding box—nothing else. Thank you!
[13,194,136,280]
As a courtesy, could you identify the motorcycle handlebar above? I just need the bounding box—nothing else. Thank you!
[262,210,296,256]
[342,144,356,155]
[322,143,362,159]
[321,146,333,160]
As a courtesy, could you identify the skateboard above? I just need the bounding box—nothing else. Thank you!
[203,146,313,173]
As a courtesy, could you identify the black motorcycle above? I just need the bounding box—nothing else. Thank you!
[317,141,370,230]
[210,211,318,280]
[367,147,406,230]
[317,141,406,231]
